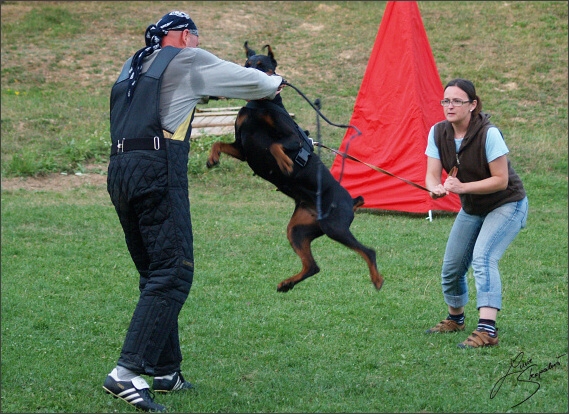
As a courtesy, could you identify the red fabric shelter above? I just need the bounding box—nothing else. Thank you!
[330,1,460,214]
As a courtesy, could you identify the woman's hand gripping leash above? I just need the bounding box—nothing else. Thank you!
[430,166,457,199]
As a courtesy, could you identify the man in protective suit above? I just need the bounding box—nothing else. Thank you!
[103,11,283,412]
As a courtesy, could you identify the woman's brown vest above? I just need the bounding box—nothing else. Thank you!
[434,113,526,215]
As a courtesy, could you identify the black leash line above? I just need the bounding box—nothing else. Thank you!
[282,80,359,183]
[314,99,323,220]
[282,80,431,193]
[282,81,361,134]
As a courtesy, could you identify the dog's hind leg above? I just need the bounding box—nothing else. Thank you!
[277,204,324,292]
[321,222,384,291]
[352,239,384,291]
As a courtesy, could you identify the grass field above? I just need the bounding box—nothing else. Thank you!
[1,1,567,413]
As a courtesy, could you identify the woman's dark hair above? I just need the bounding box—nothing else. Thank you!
[444,78,482,117]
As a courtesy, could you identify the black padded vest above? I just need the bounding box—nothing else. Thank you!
[110,47,183,147]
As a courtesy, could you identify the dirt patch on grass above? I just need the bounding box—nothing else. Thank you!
[1,166,107,192]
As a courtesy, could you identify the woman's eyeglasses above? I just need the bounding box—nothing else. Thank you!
[440,99,471,107]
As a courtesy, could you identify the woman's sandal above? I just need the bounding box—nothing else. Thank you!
[425,319,465,333]
[458,328,499,349]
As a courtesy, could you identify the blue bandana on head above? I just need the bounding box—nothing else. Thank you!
[127,11,198,101]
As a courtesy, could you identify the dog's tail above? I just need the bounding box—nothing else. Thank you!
[353,196,365,210]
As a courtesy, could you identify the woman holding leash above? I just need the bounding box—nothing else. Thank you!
[424,78,528,348]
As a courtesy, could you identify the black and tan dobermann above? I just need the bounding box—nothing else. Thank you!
[207,42,384,293]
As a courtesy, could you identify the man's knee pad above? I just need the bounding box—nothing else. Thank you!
[146,256,194,304]
[174,256,194,302]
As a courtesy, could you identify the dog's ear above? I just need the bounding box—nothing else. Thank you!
[244,41,256,59]
[262,44,277,70]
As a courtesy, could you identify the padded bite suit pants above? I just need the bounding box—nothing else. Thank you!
[107,139,193,376]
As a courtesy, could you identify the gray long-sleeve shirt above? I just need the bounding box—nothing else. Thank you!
[130,47,282,135]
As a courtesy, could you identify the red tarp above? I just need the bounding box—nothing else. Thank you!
[330,1,461,214]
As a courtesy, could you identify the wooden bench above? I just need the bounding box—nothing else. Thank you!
[191,106,294,137]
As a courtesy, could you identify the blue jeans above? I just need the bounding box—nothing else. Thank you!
[441,197,528,310]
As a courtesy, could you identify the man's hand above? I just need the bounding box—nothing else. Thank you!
[277,77,287,93]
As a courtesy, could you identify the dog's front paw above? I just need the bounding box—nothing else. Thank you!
[269,143,294,175]
[206,158,219,169]
[278,157,294,175]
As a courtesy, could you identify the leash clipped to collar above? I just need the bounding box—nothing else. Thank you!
[282,80,430,193]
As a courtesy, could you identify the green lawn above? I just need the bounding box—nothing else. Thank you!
[1,1,567,412]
